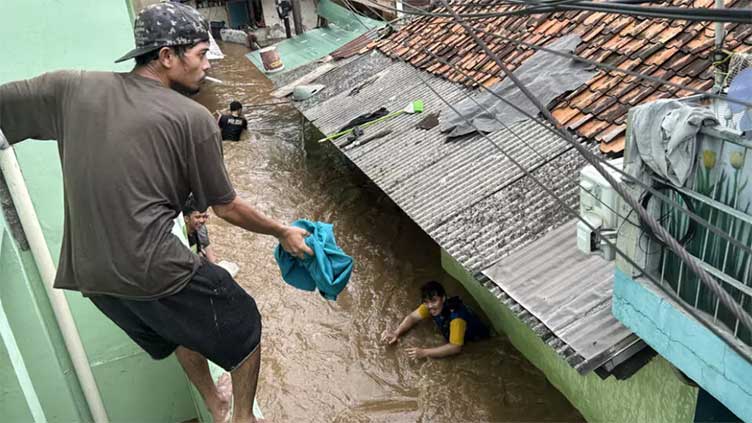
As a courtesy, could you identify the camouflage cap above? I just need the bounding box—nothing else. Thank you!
[115,1,210,63]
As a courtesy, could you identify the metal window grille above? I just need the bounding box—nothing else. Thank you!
[653,121,752,347]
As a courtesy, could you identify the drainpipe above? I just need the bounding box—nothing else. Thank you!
[0,132,109,423]
[713,0,725,92]
[291,0,304,35]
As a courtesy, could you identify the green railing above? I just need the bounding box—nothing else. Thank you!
[657,126,752,346]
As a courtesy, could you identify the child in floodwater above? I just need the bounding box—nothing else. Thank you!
[183,196,218,264]
[382,281,489,358]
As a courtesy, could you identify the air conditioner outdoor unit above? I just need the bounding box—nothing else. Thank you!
[576,158,624,261]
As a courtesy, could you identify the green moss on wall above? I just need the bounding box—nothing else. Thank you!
[441,250,698,423]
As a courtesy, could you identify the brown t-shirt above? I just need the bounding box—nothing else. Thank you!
[0,71,236,299]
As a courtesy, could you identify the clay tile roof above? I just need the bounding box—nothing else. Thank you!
[375,0,752,153]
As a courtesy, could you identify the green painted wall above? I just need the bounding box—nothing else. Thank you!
[1,1,197,421]
[0,217,88,421]
[441,249,699,423]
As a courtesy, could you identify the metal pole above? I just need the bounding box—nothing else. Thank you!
[291,0,304,35]
[283,16,292,38]
[714,0,725,92]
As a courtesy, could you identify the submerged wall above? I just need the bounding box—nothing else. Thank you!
[441,249,698,423]
[1,0,198,421]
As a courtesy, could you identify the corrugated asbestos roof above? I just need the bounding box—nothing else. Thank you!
[481,221,641,373]
[373,0,752,153]
[288,52,638,372]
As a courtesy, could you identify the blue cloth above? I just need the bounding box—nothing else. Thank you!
[274,220,353,300]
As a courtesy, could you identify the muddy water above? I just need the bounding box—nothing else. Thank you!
[193,43,583,422]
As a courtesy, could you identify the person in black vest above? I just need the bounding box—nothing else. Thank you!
[382,281,489,358]
[216,100,248,141]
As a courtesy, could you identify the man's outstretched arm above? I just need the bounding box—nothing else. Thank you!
[212,196,312,259]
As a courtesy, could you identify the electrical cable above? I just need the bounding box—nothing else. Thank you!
[410,55,752,362]
[334,0,752,352]
[357,0,752,24]
[336,0,752,260]
[337,0,752,349]
[338,0,638,226]
[381,1,752,109]
[639,181,697,246]
[439,0,752,337]
[458,0,752,23]
[340,1,750,344]
[377,0,752,261]
[378,22,752,259]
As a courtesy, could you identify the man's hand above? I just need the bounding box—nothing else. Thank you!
[405,347,427,359]
[381,330,399,345]
[278,226,313,259]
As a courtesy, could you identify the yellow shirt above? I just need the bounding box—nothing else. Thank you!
[416,304,467,345]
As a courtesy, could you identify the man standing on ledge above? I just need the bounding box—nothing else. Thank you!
[0,3,310,422]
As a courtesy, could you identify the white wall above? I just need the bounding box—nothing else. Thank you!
[131,0,160,13]
[261,0,317,33]
[196,4,230,23]
[131,1,228,24]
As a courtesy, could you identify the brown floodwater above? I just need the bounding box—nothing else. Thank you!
[193,42,584,422]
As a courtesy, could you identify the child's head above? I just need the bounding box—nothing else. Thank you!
[182,196,207,233]
[420,280,446,317]
[230,101,243,112]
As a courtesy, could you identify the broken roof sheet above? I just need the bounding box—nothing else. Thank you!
[482,221,641,373]
[246,0,384,74]
[374,0,752,153]
[291,53,637,370]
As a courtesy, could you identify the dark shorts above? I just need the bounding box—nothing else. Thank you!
[89,262,261,371]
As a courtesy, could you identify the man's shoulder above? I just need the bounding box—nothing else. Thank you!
[158,93,218,138]
[178,97,216,123]
[26,69,87,92]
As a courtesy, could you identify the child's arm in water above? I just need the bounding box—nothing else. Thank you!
[382,308,425,345]
[406,343,462,359]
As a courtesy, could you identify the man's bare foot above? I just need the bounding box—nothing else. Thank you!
[209,373,232,423]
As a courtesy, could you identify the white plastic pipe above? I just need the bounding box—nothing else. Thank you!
[0,132,109,423]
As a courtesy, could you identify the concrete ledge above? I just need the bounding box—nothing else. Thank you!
[613,269,752,422]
